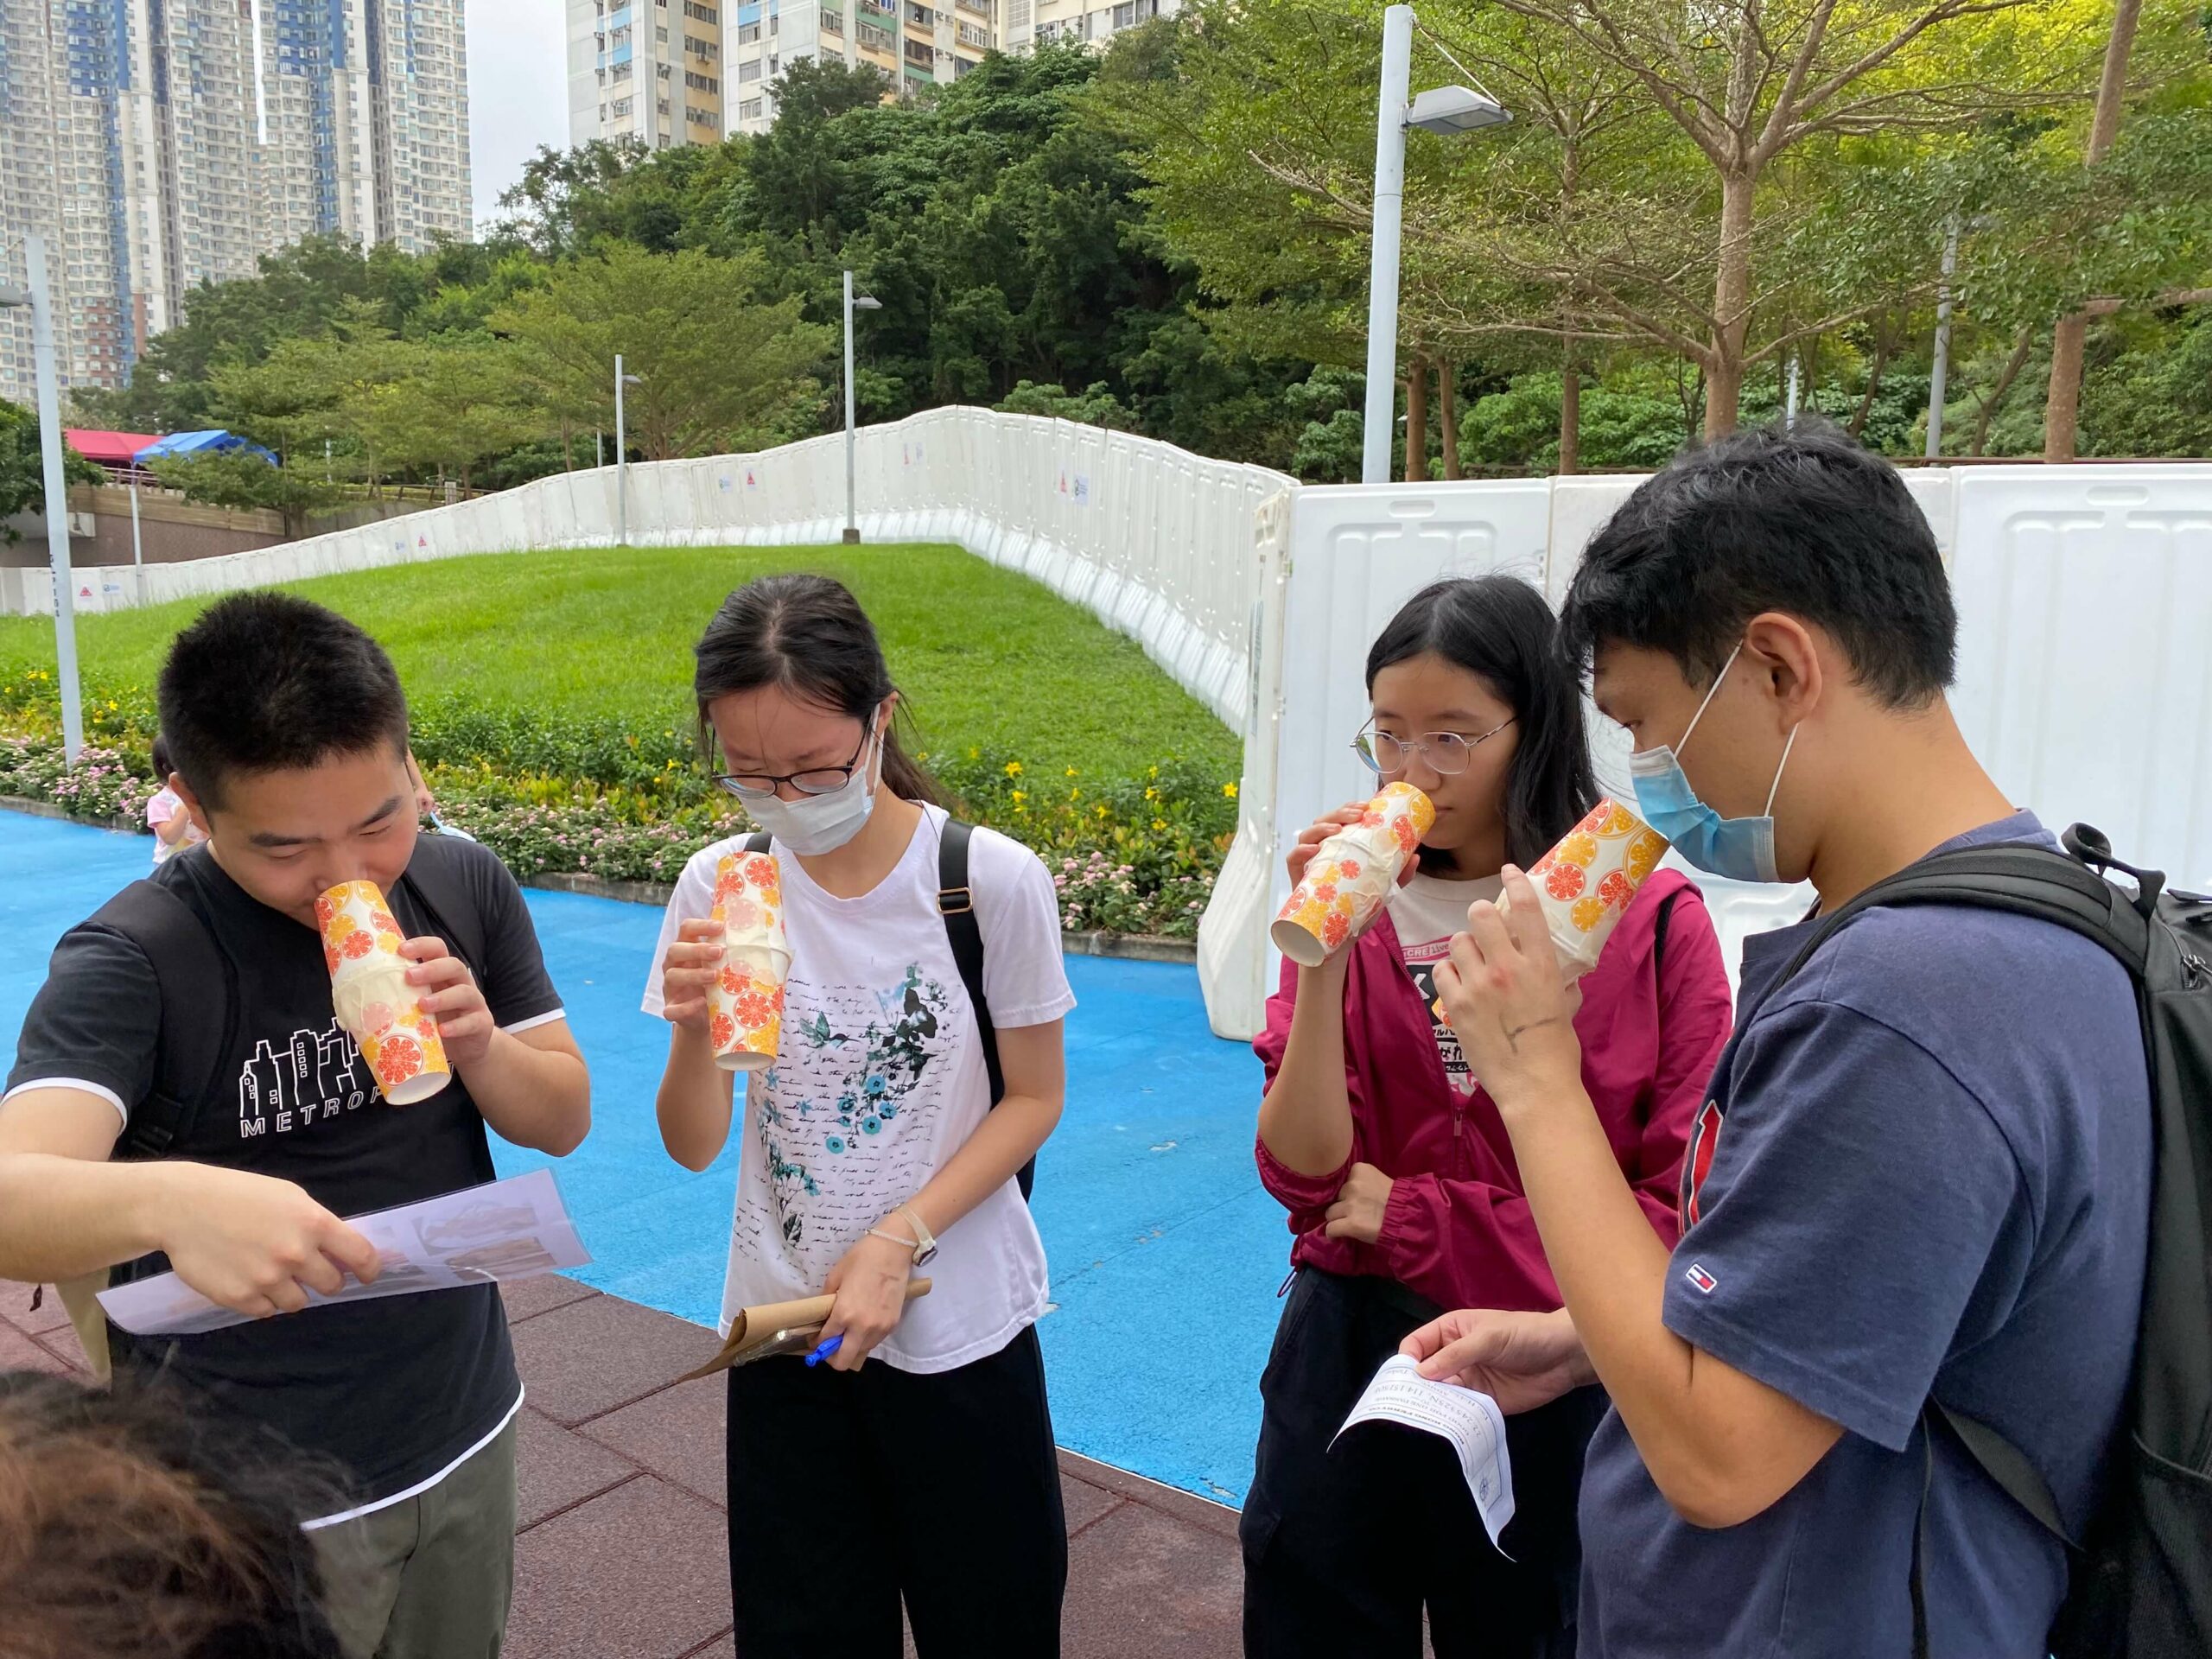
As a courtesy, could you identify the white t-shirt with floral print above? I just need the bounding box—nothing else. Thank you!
[645,805,1076,1373]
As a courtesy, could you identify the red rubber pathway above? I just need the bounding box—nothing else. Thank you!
[2,1274,1243,1659]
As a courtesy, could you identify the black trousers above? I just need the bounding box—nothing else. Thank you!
[1242,1269,1608,1659]
[725,1323,1066,1659]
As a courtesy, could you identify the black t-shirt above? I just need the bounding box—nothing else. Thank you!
[6,836,566,1512]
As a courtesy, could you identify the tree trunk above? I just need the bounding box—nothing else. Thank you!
[2044,0,2144,461]
[1403,359,1429,484]
[1847,327,1892,437]
[1974,327,2037,456]
[1560,340,1581,474]
[1438,364,1462,480]
[1705,168,1758,439]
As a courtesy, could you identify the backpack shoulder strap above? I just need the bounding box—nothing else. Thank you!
[938,818,1029,1198]
[746,833,772,855]
[938,819,1003,1108]
[1650,886,1681,981]
[1772,842,2150,993]
[396,840,488,976]
[84,878,232,1161]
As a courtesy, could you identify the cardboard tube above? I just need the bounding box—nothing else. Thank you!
[707,849,791,1072]
[317,880,452,1105]
[1270,783,1436,967]
[678,1278,934,1382]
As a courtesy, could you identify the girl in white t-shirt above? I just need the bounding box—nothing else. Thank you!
[646,573,1075,1658]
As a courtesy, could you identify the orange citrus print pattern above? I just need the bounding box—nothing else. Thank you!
[709,849,789,1066]
[1536,798,1665,938]
[317,880,450,1100]
[1274,784,1437,963]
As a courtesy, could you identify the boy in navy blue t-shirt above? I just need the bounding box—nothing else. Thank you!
[1413,424,2150,1656]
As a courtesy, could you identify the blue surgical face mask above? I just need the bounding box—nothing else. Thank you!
[1626,644,1799,885]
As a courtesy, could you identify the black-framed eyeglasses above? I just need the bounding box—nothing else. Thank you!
[715,723,875,799]
[1351,718,1514,776]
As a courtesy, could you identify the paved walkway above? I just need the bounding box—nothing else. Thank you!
[2,1272,1243,1658]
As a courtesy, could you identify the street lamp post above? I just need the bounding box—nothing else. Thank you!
[614,356,643,544]
[842,270,881,545]
[1360,8,1511,484]
[0,235,85,763]
[1926,217,1961,459]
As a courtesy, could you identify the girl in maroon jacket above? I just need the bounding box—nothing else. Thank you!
[1244,576,1733,1657]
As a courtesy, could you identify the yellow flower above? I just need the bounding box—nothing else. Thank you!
[1004,760,1023,778]
[1223,781,1238,799]
[1147,764,1159,779]
[1011,790,1027,806]
[1143,786,1158,801]
[1096,804,1109,818]
[1152,817,1167,832]
[1065,766,1077,777]
[969,747,980,760]
[1068,787,1080,801]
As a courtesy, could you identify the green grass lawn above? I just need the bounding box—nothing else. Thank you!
[0,543,1237,783]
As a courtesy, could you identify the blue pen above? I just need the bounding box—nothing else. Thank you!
[804,1334,843,1368]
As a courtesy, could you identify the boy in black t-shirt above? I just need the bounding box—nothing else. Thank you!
[0,594,593,1659]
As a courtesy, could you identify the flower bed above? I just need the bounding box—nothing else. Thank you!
[0,721,1232,940]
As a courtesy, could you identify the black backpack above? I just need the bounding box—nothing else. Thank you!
[1769,824,2212,1658]
[747,817,1029,1199]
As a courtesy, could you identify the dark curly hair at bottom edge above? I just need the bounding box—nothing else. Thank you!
[0,1369,354,1659]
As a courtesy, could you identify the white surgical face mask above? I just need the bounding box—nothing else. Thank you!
[735,719,885,856]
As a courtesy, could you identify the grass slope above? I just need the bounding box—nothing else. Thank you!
[0,543,1237,781]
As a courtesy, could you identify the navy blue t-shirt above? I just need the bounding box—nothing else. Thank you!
[1578,812,2151,1657]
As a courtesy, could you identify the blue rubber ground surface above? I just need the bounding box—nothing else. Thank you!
[0,813,1285,1504]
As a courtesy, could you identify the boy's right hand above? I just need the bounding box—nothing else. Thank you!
[157,1165,382,1319]
[658,918,727,1034]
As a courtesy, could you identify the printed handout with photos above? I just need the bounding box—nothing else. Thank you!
[98,1169,591,1337]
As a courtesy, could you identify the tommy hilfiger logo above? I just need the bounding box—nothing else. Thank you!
[1685,1262,1719,1294]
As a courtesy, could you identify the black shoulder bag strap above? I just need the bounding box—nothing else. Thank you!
[1650,887,1681,979]
[85,878,235,1162]
[938,819,1028,1198]
[1767,841,2139,1657]
[397,846,489,981]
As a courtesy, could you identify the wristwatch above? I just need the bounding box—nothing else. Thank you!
[898,1204,938,1268]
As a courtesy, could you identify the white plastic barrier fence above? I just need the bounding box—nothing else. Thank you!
[9,410,2206,1042]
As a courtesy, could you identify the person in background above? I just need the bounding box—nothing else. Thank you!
[648,573,1073,1658]
[1411,423,2150,1656]
[145,736,206,867]
[404,750,435,821]
[0,1368,350,1658]
[1245,576,1734,1658]
[0,593,593,1659]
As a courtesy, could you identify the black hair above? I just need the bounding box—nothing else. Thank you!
[1558,420,1956,706]
[0,1369,351,1657]
[156,594,410,808]
[151,735,173,779]
[1366,575,1599,869]
[693,573,945,807]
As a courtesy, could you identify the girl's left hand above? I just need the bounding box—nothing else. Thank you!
[1324,1161,1395,1243]
[817,1230,917,1371]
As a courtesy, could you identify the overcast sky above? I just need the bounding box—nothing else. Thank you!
[467,0,572,231]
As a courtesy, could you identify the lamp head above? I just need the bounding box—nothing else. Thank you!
[1406,86,1512,135]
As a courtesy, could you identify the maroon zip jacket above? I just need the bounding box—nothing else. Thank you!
[1254,869,1733,1313]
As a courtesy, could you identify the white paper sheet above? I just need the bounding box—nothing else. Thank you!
[1332,1354,1517,1550]
[98,1169,590,1337]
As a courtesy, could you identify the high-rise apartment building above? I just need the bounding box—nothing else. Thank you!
[0,0,471,407]
[724,0,991,132]
[253,0,473,253]
[568,0,723,149]
[720,0,1173,133]
[998,0,1173,54]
